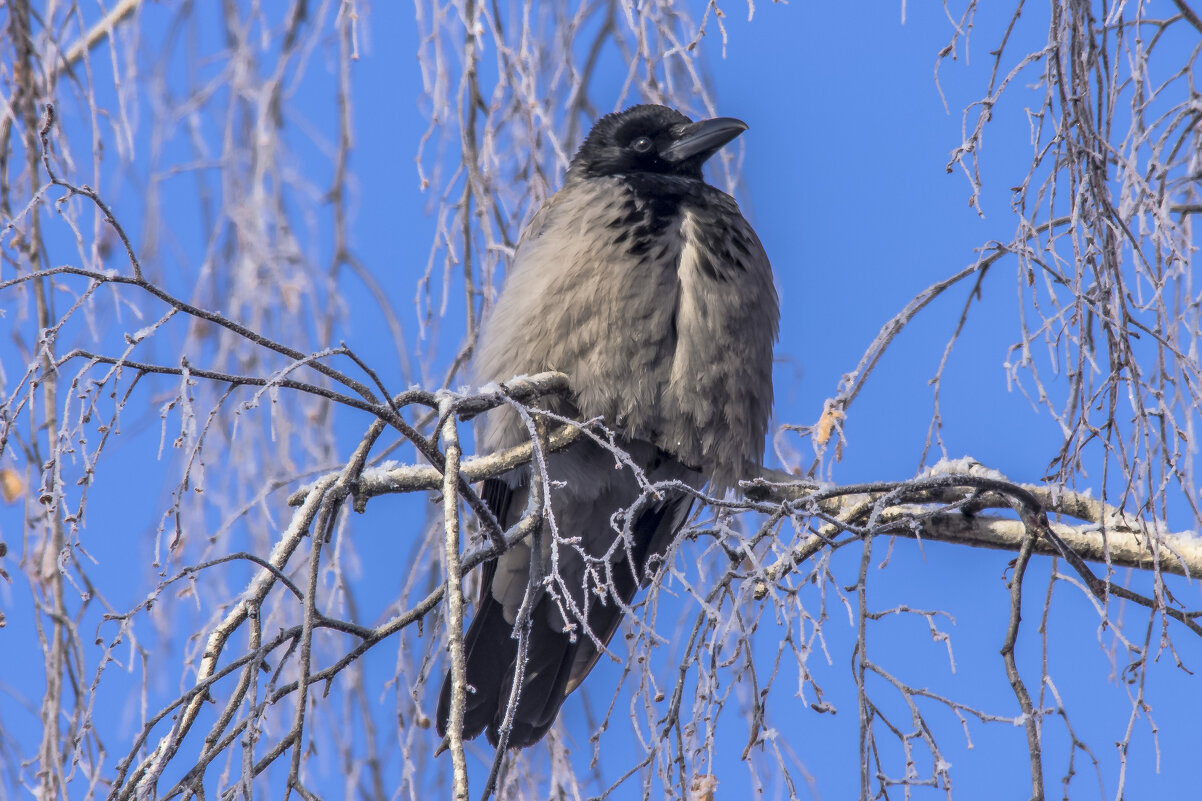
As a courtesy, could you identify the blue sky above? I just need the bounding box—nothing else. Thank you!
[1,2,1199,799]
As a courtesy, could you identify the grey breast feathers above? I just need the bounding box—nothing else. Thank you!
[473,175,778,490]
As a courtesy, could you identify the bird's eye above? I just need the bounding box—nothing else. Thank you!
[630,136,654,154]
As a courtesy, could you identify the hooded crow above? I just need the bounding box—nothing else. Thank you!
[436,103,778,749]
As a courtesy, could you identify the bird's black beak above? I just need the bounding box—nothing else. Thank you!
[660,117,748,163]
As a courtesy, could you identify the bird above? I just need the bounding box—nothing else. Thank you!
[435,103,778,749]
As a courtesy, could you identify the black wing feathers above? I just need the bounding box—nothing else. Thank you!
[436,477,694,748]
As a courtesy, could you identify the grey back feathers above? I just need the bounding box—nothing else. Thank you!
[436,103,779,749]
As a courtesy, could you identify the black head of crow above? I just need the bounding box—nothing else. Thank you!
[436,103,778,750]
[568,103,747,181]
